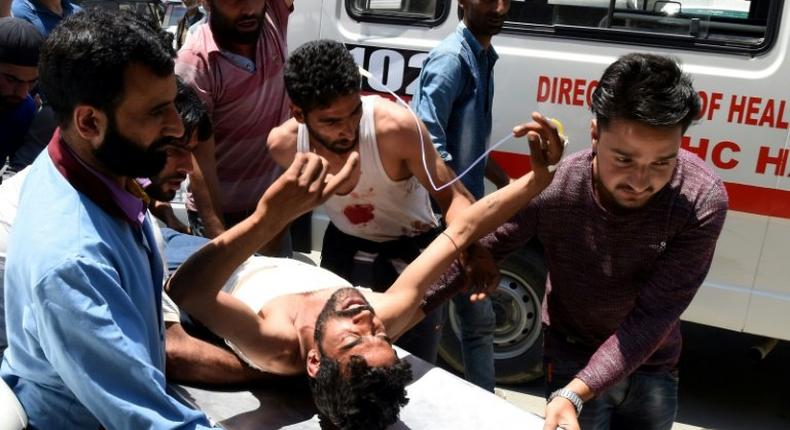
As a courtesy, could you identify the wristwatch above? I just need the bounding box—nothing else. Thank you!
[549,388,584,416]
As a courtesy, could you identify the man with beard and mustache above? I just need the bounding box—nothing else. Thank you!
[139,78,214,234]
[0,10,352,428]
[175,0,294,255]
[411,0,511,392]
[440,54,728,430]
[0,10,215,428]
[169,110,564,429]
[267,39,499,365]
[0,17,43,175]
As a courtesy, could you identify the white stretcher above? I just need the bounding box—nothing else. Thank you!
[171,347,545,429]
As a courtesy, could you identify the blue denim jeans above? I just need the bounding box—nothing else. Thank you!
[160,227,210,273]
[546,359,679,430]
[452,292,496,392]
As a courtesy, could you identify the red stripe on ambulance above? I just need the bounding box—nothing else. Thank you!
[491,150,790,218]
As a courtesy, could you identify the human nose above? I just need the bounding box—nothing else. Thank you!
[238,0,257,15]
[340,120,355,140]
[173,149,194,175]
[351,309,374,326]
[629,165,651,192]
[163,107,185,139]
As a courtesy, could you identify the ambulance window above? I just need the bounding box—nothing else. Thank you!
[505,0,780,54]
[346,0,451,26]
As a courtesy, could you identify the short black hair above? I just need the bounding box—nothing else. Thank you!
[0,17,44,67]
[175,77,212,142]
[591,53,700,132]
[310,355,412,430]
[39,9,176,126]
[284,39,360,113]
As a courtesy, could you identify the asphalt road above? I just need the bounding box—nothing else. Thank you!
[494,322,790,430]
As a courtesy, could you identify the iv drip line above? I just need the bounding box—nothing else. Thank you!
[359,66,518,192]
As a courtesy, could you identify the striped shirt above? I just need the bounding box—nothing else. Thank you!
[469,149,727,393]
[175,1,291,213]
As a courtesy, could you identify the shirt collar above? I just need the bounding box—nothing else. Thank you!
[48,128,149,227]
[203,18,264,56]
[457,22,499,63]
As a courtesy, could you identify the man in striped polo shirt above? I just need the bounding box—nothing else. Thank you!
[176,0,293,255]
[441,53,728,430]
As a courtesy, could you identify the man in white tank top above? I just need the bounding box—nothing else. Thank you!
[267,39,499,364]
[168,120,564,429]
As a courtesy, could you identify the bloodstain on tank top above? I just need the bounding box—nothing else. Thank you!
[344,204,375,224]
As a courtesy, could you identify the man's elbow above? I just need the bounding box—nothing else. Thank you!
[164,280,192,312]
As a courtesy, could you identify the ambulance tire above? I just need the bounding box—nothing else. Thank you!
[439,248,547,385]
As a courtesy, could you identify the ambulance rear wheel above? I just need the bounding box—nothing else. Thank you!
[439,249,547,385]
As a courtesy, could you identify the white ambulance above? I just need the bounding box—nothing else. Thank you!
[283,0,790,383]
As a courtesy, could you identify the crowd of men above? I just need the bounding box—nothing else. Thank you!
[0,0,728,429]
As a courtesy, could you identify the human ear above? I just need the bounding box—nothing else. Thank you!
[291,103,306,123]
[590,119,599,155]
[73,105,107,149]
[306,348,321,378]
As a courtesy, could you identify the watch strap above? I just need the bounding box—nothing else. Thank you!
[549,388,584,416]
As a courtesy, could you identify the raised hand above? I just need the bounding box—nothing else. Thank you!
[260,151,359,224]
[513,112,566,188]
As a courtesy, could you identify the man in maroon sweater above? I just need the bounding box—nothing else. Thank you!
[468,53,728,429]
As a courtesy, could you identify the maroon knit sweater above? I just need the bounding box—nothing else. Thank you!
[431,149,728,394]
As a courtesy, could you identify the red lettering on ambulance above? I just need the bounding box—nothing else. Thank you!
[728,95,789,129]
[728,95,745,124]
[756,147,788,176]
[711,141,740,170]
[572,79,585,106]
[537,75,551,102]
[535,76,597,107]
[558,78,573,105]
[681,136,710,160]
[759,99,776,128]
[551,77,558,104]
[777,100,789,129]
[745,97,762,126]
[698,91,724,121]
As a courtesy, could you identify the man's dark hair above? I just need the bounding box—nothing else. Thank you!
[39,9,176,126]
[591,53,700,132]
[309,355,412,430]
[175,77,212,142]
[0,17,44,67]
[284,39,360,113]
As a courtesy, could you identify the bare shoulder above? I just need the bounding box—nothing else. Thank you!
[372,96,421,150]
[267,118,300,167]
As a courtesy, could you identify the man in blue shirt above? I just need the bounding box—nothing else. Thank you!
[0,10,214,428]
[0,17,42,172]
[11,0,80,37]
[412,0,511,392]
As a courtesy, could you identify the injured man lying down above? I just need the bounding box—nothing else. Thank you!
[167,113,563,430]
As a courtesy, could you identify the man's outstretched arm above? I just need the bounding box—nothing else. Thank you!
[166,153,358,372]
[378,113,565,337]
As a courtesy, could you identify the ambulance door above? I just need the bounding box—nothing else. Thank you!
[485,0,788,337]
[745,124,790,341]
[325,0,789,382]
[288,2,324,53]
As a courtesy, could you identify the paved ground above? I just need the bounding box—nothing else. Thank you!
[493,322,790,430]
